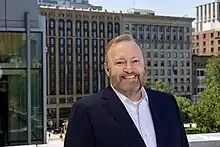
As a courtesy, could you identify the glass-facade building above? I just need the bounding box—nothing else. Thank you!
[0,1,46,146]
[0,32,45,146]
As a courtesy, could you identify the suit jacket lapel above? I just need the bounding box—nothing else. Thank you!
[102,85,146,147]
[146,88,166,147]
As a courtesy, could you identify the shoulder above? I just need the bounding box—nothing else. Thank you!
[146,87,178,107]
[146,88,181,117]
[146,88,175,99]
[74,89,105,108]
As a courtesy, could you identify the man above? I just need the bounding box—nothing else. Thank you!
[64,34,189,147]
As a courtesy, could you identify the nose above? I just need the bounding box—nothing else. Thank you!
[123,63,132,73]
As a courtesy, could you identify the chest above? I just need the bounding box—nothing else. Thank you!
[123,100,157,147]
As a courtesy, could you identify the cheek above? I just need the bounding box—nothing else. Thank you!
[135,66,145,73]
[110,67,123,75]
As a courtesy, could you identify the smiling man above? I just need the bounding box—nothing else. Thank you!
[105,37,146,101]
[64,34,189,147]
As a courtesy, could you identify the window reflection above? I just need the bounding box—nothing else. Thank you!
[0,32,26,65]
[0,32,43,145]
[0,32,42,68]
[7,72,27,144]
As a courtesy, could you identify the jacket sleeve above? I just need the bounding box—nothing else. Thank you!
[180,120,189,147]
[171,95,189,147]
[64,100,95,147]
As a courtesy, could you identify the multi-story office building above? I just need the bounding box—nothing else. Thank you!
[127,8,155,16]
[195,0,220,32]
[39,0,89,4]
[0,0,46,146]
[123,11,194,98]
[40,5,123,127]
[192,29,220,56]
[192,55,210,102]
[39,0,102,10]
[192,0,220,99]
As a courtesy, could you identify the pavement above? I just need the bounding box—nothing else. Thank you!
[47,132,64,141]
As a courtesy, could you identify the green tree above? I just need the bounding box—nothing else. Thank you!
[191,54,220,132]
[147,79,173,93]
[176,96,192,123]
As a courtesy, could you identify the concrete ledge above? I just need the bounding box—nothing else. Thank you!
[6,133,220,147]
[188,133,220,147]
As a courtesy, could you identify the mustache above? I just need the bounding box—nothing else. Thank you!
[120,72,140,77]
[120,73,143,94]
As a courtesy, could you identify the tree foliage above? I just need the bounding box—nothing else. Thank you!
[175,96,192,123]
[146,79,173,93]
[191,54,220,132]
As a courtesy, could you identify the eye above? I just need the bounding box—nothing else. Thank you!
[116,61,124,65]
[132,59,139,63]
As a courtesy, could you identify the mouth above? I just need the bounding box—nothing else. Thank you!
[122,75,137,79]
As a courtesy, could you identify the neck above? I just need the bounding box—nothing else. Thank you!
[110,83,143,101]
[123,90,142,101]
[114,86,142,101]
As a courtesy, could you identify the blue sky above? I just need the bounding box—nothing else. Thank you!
[90,0,214,17]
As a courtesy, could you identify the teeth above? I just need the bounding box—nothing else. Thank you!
[124,75,135,79]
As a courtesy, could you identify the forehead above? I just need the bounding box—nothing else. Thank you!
[109,41,142,58]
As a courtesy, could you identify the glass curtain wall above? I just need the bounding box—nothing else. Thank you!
[0,32,44,146]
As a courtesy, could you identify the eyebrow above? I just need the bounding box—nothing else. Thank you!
[114,57,126,60]
[115,56,139,59]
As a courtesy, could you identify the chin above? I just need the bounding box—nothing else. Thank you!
[120,85,140,92]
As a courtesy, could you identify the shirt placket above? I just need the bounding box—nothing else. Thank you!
[138,101,149,146]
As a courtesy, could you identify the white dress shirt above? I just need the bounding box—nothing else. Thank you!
[111,85,157,147]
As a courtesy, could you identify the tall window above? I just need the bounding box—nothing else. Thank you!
[92,39,98,93]
[75,38,82,94]
[49,37,56,95]
[83,39,90,94]
[58,19,65,36]
[59,38,65,95]
[67,38,73,95]
[99,39,106,89]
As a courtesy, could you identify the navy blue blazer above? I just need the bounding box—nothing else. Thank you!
[64,85,189,147]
